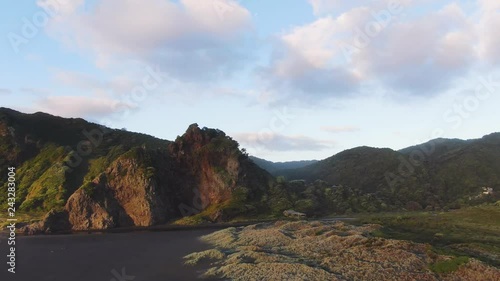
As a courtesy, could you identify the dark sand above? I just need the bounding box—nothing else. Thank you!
[0,229,220,281]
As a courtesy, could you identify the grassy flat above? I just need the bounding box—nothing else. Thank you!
[357,204,500,267]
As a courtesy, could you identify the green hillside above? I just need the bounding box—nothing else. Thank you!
[274,134,500,214]
[0,107,169,213]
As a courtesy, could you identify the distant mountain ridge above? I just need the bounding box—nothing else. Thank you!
[249,156,318,175]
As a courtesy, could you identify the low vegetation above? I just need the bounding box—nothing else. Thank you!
[0,211,45,228]
[357,203,500,267]
[185,220,500,280]
[430,256,470,274]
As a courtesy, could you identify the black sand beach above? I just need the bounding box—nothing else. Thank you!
[0,229,218,281]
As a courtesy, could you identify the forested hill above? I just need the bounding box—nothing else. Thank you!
[273,133,500,212]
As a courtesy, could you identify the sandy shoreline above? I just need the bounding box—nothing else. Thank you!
[5,217,356,236]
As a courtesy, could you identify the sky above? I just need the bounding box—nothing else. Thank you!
[1,0,499,162]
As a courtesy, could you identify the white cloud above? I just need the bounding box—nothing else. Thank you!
[261,0,500,101]
[308,0,413,16]
[308,0,338,16]
[53,70,145,97]
[39,0,252,78]
[37,0,84,17]
[234,132,334,152]
[34,95,136,118]
[477,0,500,63]
[55,71,107,89]
[36,0,500,108]
[182,0,251,36]
[307,0,367,16]
[259,5,387,100]
[353,3,477,94]
[281,17,340,69]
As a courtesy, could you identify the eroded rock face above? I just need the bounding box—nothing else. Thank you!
[169,124,239,206]
[169,124,272,209]
[65,188,117,230]
[97,157,167,226]
[65,157,170,230]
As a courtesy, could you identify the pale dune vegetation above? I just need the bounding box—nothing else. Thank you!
[184,220,500,281]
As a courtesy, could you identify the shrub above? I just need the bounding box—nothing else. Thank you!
[430,256,469,274]
[81,182,97,197]
[145,166,156,179]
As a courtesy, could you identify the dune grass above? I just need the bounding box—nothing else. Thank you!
[184,220,500,280]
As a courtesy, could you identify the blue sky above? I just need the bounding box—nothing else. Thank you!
[1,0,499,161]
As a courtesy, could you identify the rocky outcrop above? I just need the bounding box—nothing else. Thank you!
[1,108,274,233]
[169,124,272,209]
[65,188,118,230]
[20,210,71,235]
[18,122,272,233]
[169,124,243,206]
[95,157,168,226]
[65,156,171,230]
